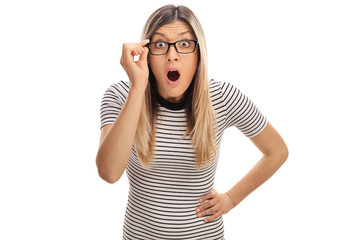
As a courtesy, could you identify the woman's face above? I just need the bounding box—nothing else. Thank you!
[149,20,199,103]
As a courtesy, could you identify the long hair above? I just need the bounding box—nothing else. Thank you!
[135,4,217,169]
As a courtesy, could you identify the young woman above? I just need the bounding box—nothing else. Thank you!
[96,4,288,240]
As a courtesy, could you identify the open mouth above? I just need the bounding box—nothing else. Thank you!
[167,70,180,81]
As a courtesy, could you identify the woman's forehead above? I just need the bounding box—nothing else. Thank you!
[153,21,195,40]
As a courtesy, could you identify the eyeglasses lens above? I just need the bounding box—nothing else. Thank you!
[148,40,196,55]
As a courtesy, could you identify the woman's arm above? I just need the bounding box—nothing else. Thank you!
[96,39,149,184]
[196,122,289,222]
[225,122,289,205]
[96,86,146,183]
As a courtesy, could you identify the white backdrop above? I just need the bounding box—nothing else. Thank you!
[1,0,359,239]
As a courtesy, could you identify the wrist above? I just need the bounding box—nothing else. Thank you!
[225,192,237,208]
[130,82,148,94]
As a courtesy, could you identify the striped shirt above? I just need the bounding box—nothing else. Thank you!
[100,79,268,240]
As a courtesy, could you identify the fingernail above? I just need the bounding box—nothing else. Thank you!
[204,219,208,223]
[197,213,201,217]
[195,208,200,212]
[198,198,203,203]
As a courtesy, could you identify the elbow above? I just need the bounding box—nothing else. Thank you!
[284,143,289,160]
[100,172,120,184]
[98,169,121,184]
[279,145,289,164]
[96,156,121,184]
[268,145,289,165]
[103,176,120,184]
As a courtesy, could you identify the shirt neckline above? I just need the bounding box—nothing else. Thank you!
[156,93,187,110]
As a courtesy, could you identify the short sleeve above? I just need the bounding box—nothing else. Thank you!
[221,81,268,138]
[100,81,130,129]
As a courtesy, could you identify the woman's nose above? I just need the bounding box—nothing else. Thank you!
[167,44,178,61]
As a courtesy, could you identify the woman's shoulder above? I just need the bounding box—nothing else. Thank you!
[209,79,239,98]
[104,80,131,96]
[208,79,223,92]
[209,79,237,90]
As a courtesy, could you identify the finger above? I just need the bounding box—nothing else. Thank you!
[198,193,210,203]
[197,200,216,213]
[138,46,149,62]
[131,47,141,57]
[121,43,128,65]
[134,40,148,54]
[196,199,215,213]
[197,205,218,218]
[124,45,138,62]
[121,42,147,70]
[123,43,134,56]
[199,189,216,203]
[204,210,223,223]
[122,40,148,58]
[204,212,222,222]
[137,46,144,54]
[140,39,150,46]
[138,45,145,54]
[136,42,145,50]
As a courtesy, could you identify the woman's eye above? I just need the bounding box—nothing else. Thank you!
[179,41,190,47]
[155,42,166,48]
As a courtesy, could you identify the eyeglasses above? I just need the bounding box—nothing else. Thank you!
[145,39,198,55]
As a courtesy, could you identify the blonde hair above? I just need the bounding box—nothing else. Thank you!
[135,5,217,169]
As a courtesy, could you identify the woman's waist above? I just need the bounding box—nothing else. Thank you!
[125,195,223,230]
[124,189,224,238]
[128,187,202,211]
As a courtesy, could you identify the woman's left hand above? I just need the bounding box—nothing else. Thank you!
[195,188,236,223]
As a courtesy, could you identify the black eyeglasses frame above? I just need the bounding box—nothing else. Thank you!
[145,39,198,55]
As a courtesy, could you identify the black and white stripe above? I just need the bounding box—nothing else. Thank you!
[100,79,267,239]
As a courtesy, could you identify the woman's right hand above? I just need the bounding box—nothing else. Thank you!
[120,39,150,90]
